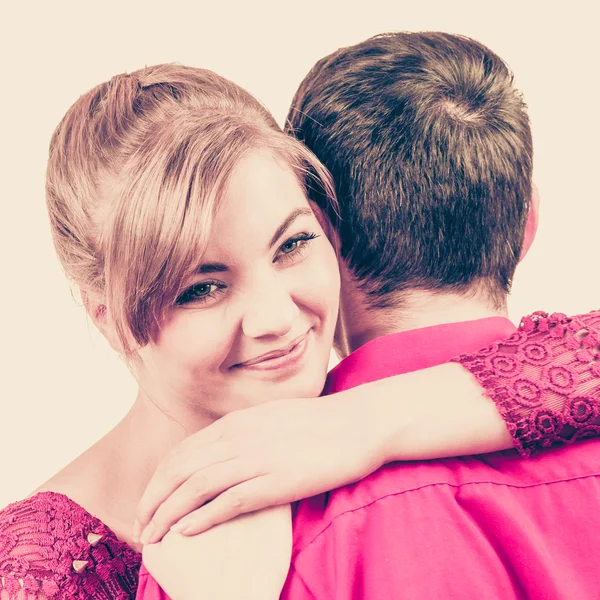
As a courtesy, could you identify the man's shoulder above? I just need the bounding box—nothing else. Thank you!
[292,438,600,557]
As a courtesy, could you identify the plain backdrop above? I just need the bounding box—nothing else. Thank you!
[1,0,598,508]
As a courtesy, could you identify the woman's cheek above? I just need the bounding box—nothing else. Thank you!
[156,308,235,372]
[314,243,341,311]
[296,247,340,321]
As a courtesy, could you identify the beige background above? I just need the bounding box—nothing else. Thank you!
[1,0,598,508]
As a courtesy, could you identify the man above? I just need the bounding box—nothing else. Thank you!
[279,32,600,598]
[132,32,600,600]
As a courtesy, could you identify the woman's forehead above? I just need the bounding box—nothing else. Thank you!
[206,151,313,249]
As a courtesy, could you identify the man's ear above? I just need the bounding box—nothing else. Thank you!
[81,289,123,354]
[519,182,540,262]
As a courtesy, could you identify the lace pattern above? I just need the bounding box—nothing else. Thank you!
[454,311,600,455]
[0,492,140,600]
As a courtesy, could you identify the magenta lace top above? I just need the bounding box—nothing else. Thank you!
[1,310,599,600]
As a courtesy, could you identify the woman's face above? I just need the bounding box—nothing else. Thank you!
[135,149,340,421]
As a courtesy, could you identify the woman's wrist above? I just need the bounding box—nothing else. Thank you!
[355,363,514,465]
[331,382,401,471]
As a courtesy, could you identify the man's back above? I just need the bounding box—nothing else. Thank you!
[282,319,600,599]
[286,443,600,599]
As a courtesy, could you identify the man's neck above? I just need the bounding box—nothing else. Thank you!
[336,277,507,358]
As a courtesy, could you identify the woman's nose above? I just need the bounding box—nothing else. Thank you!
[241,280,300,339]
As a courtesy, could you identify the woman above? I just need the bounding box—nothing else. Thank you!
[0,64,598,600]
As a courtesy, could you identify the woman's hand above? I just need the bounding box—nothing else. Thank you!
[134,363,513,546]
[135,392,384,545]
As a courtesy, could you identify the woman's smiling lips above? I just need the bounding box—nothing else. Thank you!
[232,331,311,372]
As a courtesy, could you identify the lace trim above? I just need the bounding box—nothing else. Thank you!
[454,311,600,456]
[0,492,140,599]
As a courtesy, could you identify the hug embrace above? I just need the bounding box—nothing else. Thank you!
[1,31,599,600]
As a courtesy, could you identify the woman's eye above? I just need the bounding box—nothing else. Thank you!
[280,239,301,254]
[275,232,320,263]
[175,282,226,306]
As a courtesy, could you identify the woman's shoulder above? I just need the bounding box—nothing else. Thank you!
[0,491,141,599]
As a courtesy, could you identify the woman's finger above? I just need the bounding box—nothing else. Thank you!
[139,458,256,544]
[170,476,277,535]
[135,441,233,538]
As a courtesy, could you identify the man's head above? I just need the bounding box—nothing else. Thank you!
[286,32,534,311]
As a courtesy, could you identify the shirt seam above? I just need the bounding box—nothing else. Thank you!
[293,471,600,561]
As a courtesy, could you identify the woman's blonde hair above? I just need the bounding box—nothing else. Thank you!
[46,64,337,353]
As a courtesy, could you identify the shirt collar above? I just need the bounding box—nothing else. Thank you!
[324,317,516,395]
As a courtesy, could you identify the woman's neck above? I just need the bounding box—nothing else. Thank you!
[36,389,214,551]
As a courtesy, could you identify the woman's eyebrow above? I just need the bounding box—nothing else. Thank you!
[195,208,314,273]
[197,263,229,274]
[268,207,314,249]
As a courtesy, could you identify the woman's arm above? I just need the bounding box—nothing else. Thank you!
[136,309,600,543]
[142,505,291,600]
[453,310,600,455]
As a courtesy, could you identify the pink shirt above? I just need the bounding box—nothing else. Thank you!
[137,567,165,599]
[281,318,600,599]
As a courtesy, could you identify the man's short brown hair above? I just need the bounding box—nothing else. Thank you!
[286,32,533,308]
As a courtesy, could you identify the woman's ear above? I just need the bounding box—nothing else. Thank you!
[519,182,540,262]
[81,289,123,353]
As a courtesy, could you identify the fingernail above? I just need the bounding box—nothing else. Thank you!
[140,522,155,545]
[170,520,188,534]
[132,520,142,543]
